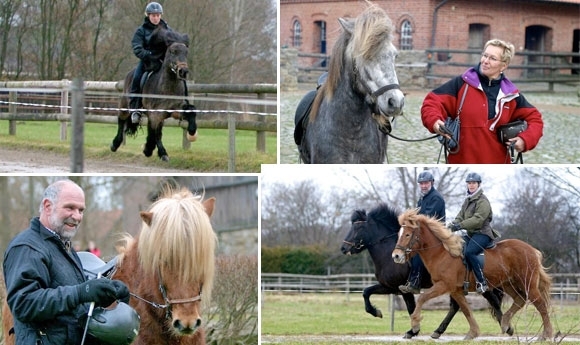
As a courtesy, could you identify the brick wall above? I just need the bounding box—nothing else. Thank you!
[281,0,580,79]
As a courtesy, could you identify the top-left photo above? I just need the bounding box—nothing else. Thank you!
[0,0,277,173]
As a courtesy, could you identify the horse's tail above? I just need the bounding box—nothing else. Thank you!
[535,249,552,309]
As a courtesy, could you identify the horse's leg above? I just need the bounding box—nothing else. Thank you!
[143,120,157,158]
[529,287,553,340]
[409,282,447,336]
[449,290,481,340]
[362,284,390,318]
[482,288,511,335]
[111,116,126,152]
[400,293,420,339]
[500,286,525,336]
[154,121,169,162]
[431,296,459,339]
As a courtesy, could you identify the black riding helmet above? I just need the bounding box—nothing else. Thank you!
[83,302,141,345]
[417,171,434,183]
[145,2,163,15]
[465,172,482,183]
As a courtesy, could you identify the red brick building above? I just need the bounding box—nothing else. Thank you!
[280,0,580,77]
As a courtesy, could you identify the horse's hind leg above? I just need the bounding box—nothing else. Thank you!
[529,288,553,340]
[431,296,459,339]
[482,288,510,335]
[501,286,525,336]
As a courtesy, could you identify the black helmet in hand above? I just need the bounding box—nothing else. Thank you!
[84,302,140,345]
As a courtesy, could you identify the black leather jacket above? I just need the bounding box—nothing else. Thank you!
[3,218,97,345]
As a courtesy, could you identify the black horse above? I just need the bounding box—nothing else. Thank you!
[340,204,507,339]
[110,27,198,161]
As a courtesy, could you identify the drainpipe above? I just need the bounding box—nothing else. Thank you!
[430,0,449,49]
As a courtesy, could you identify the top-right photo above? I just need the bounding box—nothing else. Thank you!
[280,0,580,164]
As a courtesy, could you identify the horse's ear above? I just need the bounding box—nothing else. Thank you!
[338,17,354,34]
[202,197,216,218]
[182,34,190,47]
[140,211,153,226]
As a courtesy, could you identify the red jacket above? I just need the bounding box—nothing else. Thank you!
[421,67,543,163]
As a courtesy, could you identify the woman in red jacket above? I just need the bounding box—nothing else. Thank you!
[421,39,543,164]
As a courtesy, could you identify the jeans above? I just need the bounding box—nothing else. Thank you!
[464,233,492,284]
[408,255,424,287]
[130,61,145,109]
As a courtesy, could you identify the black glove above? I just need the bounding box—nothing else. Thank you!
[448,222,461,232]
[110,280,130,304]
[76,279,129,307]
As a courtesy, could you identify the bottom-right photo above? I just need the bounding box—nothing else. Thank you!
[260,165,580,344]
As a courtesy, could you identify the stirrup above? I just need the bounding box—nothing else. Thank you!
[476,282,488,294]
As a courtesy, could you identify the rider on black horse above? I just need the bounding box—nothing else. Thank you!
[129,2,172,124]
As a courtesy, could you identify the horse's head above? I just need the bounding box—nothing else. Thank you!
[165,42,189,80]
[392,209,421,264]
[137,189,217,337]
[341,209,369,255]
[340,6,405,117]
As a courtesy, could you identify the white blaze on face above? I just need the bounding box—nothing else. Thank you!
[398,226,404,239]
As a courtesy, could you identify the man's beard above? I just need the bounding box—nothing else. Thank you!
[49,213,79,240]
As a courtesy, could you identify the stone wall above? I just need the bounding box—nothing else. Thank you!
[218,228,258,256]
[280,48,299,91]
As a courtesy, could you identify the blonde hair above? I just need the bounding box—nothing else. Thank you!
[484,39,515,64]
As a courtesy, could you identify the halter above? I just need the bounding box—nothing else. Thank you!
[352,63,400,115]
[130,270,202,320]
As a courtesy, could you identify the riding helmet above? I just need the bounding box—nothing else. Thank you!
[145,2,163,15]
[417,171,434,183]
[465,172,482,183]
[85,302,141,345]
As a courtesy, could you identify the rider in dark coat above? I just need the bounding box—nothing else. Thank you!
[129,1,171,124]
[399,171,446,294]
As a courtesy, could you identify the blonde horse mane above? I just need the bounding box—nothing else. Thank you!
[399,208,464,257]
[310,3,394,121]
[137,187,217,300]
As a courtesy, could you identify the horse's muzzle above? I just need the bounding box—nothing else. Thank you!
[392,249,406,264]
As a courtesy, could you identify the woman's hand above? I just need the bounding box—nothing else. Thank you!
[507,136,525,152]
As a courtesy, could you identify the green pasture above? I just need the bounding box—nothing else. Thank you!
[0,120,276,172]
[261,292,580,344]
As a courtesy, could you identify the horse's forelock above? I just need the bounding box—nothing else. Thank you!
[138,189,217,301]
[352,6,394,62]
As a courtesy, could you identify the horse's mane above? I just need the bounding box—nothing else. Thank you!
[150,27,190,51]
[137,187,217,298]
[310,4,394,122]
[367,203,400,234]
[399,208,464,257]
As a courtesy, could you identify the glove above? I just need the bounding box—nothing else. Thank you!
[76,279,129,307]
[110,280,130,304]
[448,222,461,232]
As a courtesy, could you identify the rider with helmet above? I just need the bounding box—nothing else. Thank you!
[399,170,446,294]
[129,2,171,124]
[448,172,498,293]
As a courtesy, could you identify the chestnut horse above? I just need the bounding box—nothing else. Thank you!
[113,189,217,344]
[392,209,553,340]
[1,189,216,345]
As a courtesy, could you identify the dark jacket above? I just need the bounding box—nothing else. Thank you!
[453,188,495,239]
[421,65,543,163]
[131,17,171,71]
[417,186,446,222]
[3,218,97,345]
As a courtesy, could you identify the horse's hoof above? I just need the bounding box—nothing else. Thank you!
[506,326,514,336]
[375,310,383,318]
[431,332,441,339]
[110,144,117,152]
[143,150,153,157]
[404,329,419,339]
[160,155,169,162]
[463,333,478,340]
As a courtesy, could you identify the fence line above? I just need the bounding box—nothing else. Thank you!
[0,80,277,172]
[261,272,580,299]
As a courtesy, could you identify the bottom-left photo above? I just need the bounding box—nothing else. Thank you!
[0,175,258,345]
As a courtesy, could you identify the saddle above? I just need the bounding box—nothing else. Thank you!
[77,251,118,279]
[293,73,328,146]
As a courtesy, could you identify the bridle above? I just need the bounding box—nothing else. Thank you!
[129,270,202,320]
[342,220,400,251]
[394,224,421,260]
[352,63,401,116]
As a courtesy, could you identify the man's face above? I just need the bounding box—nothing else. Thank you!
[419,181,432,194]
[46,185,85,240]
[148,13,161,25]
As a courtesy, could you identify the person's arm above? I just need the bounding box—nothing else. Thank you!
[458,198,491,231]
[510,94,543,152]
[131,26,151,60]
[421,76,464,135]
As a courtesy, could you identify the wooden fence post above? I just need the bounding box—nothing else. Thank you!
[228,113,236,172]
[8,91,16,135]
[60,81,69,141]
[256,92,266,152]
[70,78,85,173]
